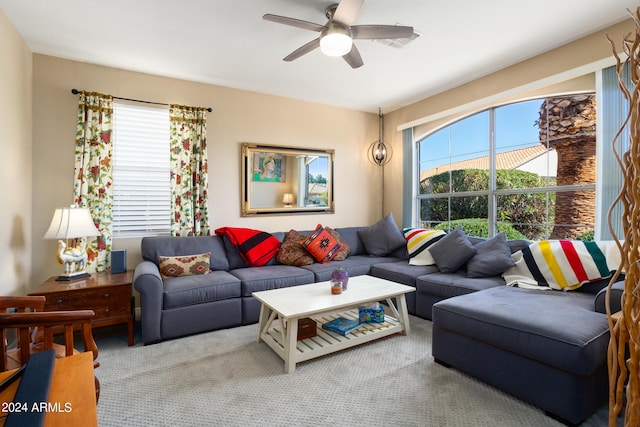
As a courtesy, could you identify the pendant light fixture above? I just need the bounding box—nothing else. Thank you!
[369,108,392,166]
[368,108,392,218]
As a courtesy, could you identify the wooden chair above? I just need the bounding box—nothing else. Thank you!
[0,296,100,401]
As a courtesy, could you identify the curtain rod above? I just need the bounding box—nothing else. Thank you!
[70,89,212,112]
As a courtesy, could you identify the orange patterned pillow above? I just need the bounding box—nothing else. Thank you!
[300,224,341,263]
[158,252,211,279]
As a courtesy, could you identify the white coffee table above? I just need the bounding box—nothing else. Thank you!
[252,275,415,373]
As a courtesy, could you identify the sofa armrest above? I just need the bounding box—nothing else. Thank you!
[133,260,164,344]
[594,280,625,314]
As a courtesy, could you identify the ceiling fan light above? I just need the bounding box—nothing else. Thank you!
[320,32,353,57]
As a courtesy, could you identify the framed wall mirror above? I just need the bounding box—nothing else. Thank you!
[241,143,335,216]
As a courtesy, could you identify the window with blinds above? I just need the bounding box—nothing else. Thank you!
[112,102,170,237]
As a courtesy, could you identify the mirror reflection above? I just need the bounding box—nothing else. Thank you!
[241,143,334,216]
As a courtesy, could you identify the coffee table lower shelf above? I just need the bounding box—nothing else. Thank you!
[260,309,402,369]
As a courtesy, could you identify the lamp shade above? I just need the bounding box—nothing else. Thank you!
[282,193,294,207]
[43,206,100,240]
[282,193,294,204]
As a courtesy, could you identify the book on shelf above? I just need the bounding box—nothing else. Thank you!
[322,317,360,336]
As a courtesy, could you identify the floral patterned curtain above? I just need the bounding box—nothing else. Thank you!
[73,91,113,272]
[169,105,210,236]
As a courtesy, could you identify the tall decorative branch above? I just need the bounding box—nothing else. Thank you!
[606,7,640,426]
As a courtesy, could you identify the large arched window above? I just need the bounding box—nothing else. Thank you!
[417,94,596,240]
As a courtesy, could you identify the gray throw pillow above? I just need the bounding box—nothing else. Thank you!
[429,227,477,273]
[358,212,406,256]
[466,232,515,278]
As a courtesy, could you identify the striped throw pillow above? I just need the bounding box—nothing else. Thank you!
[403,228,446,266]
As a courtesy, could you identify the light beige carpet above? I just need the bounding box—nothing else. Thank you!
[95,316,616,426]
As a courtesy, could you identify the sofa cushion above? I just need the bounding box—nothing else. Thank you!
[594,279,625,313]
[370,260,439,286]
[141,235,229,271]
[222,236,247,270]
[325,226,351,261]
[300,224,342,263]
[299,255,399,282]
[578,274,623,295]
[231,265,315,296]
[432,286,609,376]
[466,232,515,278]
[276,230,315,266]
[215,227,280,267]
[158,252,211,279]
[162,270,241,309]
[429,227,477,273]
[507,239,531,254]
[358,213,406,256]
[403,228,446,266]
[334,227,368,256]
[467,237,530,255]
[416,271,505,300]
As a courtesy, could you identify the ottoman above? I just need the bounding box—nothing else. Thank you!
[432,285,610,425]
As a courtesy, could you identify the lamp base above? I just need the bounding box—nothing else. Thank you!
[55,271,91,282]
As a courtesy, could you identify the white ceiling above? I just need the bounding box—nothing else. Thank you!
[1,0,637,112]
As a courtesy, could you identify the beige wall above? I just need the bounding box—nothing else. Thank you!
[31,55,380,286]
[8,11,637,290]
[0,11,32,296]
[382,18,637,226]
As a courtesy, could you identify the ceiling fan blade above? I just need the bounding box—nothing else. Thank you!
[351,25,414,40]
[333,0,364,26]
[263,14,325,32]
[342,44,363,69]
[283,38,321,62]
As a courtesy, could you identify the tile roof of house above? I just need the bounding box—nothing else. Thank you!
[419,145,550,182]
[308,183,327,194]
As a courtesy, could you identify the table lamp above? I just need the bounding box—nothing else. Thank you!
[282,193,294,207]
[43,205,100,281]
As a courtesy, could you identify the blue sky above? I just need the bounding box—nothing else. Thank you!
[419,99,544,168]
[308,156,328,178]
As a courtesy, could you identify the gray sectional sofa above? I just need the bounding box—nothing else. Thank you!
[133,226,408,344]
[133,221,623,425]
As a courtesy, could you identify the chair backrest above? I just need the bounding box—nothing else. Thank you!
[0,302,98,371]
[0,295,46,312]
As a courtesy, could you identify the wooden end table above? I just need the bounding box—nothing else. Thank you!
[29,271,134,346]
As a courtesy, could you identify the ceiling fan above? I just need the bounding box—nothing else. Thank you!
[263,0,414,69]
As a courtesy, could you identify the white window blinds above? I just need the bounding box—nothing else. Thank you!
[112,102,170,237]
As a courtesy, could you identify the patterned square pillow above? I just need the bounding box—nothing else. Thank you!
[158,252,211,279]
[277,230,315,266]
[325,226,351,261]
[403,228,446,266]
[300,224,342,263]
